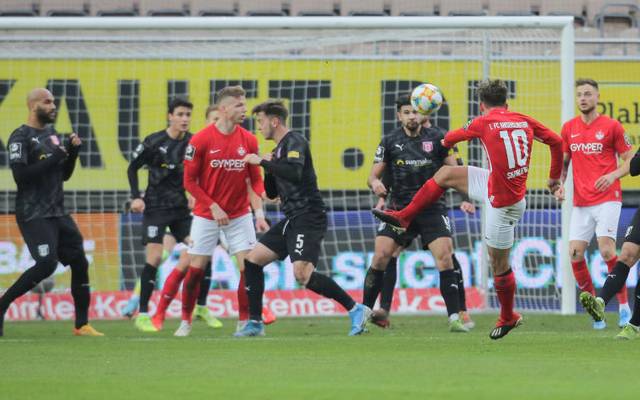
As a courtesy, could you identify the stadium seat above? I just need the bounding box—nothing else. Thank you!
[240,0,286,16]
[0,0,38,16]
[440,0,487,16]
[90,0,137,16]
[575,26,603,56]
[539,0,586,26]
[389,0,437,16]
[488,0,535,16]
[591,2,638,37]
[191,0,237,16]
[586,0,638,23]
[139,0,190,16]
[41,0,88,16]
[340,0,387,16]
[289,0,336,16]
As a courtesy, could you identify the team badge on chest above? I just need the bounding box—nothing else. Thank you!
[595,130,604,140]
[422,141,433,152]
[237,146,246,156]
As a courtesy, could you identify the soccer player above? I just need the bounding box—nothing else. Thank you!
[127,98,195,332]
[0,88,103,337]
[364,95,474,332]
[554,79,634,329]
[172,86,265,337]
[373,79,563,340]
[235,100,371,337]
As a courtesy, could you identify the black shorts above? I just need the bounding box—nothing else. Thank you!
[377,210,452,249]
[624,207,640,245]
[17,215,85,265]
[259,210,327,264]
[142,208,191,245]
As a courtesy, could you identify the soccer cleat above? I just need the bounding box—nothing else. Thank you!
[449,319,470,333]
[174,320,192,337]
[370,309,390,329]
[134,314,158,333]
[460,311,475,330]
[371,209,410,230]
[73,324,104,337]
[233,320,265,337]
[579,292,605,323]
[489,312,523,340]
[262,306,277,325]
[193,305,223,329]
[615,323,640,340]
[150,314,164,331]
[348,303,372,336]
[236,320,248,333]
[121,295,139,319]
[593,320,607,330]
[618,305,631,328]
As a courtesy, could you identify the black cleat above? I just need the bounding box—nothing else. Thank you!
[489,313,523,340]
[371,209,409,229]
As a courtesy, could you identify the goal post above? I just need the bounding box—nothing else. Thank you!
[0,16,576,320]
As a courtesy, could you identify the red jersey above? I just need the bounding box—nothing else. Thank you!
[184,124,265,220]
[444,108,563,208]
[561,114,631,207]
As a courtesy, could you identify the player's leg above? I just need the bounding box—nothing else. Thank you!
[363,234,400,309]
[379,249,399,313]
[0,218,60,337]
[569,206,597,298]
[58,215,103,337]
[372,165,470,228]
[428,236,467,332]
[152,247,191,330]
[135,212,166,331]
[615,225,640,340]
[452,254,474,329]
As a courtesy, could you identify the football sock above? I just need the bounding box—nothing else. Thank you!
[0,259,57,314]
[306,272,356,311]
[380,257,398,312]
[155,268,186,320]
[494,268,516,322]
[397,179,445,222]
[439,269,461,316]
[452,254,467,312]
[197,262,212,307]
[237,270,249,321]
[571,260,595,295]
[630,276,640,326]
[70,256,90,329]
[362,267,384,309]
[605,257,628,305]
[138,263,157,314]
[181,267,204,323]
[600,260,631,305]
[244,260,265,322]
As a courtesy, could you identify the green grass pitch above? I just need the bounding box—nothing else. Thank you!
[1,313,638,400]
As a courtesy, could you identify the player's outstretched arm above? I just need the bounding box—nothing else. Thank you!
[630,148,640,177]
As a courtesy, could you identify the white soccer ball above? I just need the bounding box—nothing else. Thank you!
[410,83,443,115]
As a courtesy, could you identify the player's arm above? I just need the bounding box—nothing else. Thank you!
[629,148,640,177]
[442,119,483,148]
[62,133,81,181]
[530,118,563,194]
[247,136,306,183]
[595,124,635,191]
[183,140,215,209]
[246,137,266,198]
[368,140,389,198]
[9,132,67,185]
[127,140,151,212]
[246,179,269,232]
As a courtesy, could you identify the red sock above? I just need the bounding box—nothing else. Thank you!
[154,268,186,322]
[237,271,249,321]
[398,178,445,221]
[606,256,628,305]
[571,260,595,295]
[494,269,516,322]
[181,267,204,323]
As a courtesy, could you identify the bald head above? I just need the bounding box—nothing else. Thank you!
[26,88,56,126]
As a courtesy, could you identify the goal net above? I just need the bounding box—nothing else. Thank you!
[0,17,575,320]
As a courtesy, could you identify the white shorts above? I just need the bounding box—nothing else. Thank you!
[188,213,256,256]
[467,166,526,250]
[569,201,622,242]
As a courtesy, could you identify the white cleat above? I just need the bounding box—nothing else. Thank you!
[174,321,192,337]
[236,320,248,333]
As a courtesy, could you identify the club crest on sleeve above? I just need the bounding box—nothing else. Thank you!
[132,143,144,159]
[422,141,433,152]
[9,143,21,160]
[185,144,195,160]
[287,150,300,159]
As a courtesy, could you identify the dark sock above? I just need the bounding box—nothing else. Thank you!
[452,255,467,311]
[380,257,398,312]
[599,261,631,305]
[630,277,640,326]
[197,262,212,307]
[70,257,90,329]
[306,272,356,311]
[244,260,265,321]
[362,267,384,308]
[138,263,157,314]
[439,269,461,317]
[0,260,57,313]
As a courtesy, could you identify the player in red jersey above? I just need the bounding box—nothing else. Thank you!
[373,79,563,339]
[554,79,634,329]
[156,86,265,337]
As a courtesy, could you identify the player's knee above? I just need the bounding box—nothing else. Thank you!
[371,253,391,270]
[619,245,640,267]
[434,252,453,270]
[600,249,616,262]
[569,247,585,262]
[293,264,312,285]
[434,165,452,185]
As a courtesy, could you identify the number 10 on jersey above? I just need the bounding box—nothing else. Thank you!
[500,129,529,169]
